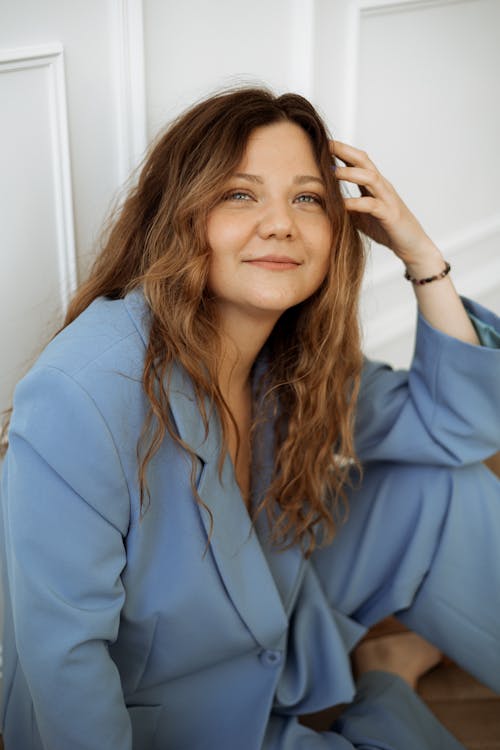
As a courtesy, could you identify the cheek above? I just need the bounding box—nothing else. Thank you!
[206,214,245,254]
[206,253,223,294]
[205,216,221,253]
[206,247,236,298]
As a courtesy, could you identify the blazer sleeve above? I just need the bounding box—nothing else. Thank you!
[354,297,500,466]
[2,365,133,750]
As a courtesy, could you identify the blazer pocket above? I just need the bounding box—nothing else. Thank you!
[128,704,162,749]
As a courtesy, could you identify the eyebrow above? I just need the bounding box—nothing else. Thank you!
[232,172,325,187]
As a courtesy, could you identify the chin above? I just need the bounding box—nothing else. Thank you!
[249,297,301,314]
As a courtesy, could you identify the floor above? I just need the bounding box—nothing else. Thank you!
[419,661,500,750]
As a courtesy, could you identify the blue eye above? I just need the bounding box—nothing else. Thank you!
[224,190,252,201]
[296,194,322,204]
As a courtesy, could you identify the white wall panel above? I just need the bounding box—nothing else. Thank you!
[0,46,76,413]
[0,0,129,279]
[313,0,361,140]
[354,0,500,364]
[357,0,500,238]
[111,0,148,180]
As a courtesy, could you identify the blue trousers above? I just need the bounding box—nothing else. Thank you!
[310,459,500,748]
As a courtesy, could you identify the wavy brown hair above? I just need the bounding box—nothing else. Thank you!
[4,86,366,557]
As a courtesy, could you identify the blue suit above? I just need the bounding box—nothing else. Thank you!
[1,290,499,750]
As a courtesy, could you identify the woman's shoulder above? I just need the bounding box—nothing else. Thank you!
[10,290,151,439]
[9,291,152,468]
[34,290,150,383]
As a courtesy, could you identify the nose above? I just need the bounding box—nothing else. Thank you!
[257,199,296,240]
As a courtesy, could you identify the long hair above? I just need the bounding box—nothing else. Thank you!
[6,86,366,556]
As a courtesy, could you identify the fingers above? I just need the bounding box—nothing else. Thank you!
[334,165,383,193]
[328,139,422,256]
[329,139,376,169]
[343,196,382,215]
[329,139,393,203]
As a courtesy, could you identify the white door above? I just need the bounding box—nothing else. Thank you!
[1,0,499,680]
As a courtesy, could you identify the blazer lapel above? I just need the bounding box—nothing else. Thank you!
[251,413,306,617]
[168,363,294,650]
[125,288,305,648]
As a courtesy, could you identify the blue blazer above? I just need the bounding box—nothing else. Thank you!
[1,290,499,750]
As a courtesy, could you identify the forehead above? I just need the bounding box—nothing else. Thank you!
[238,121,319,171]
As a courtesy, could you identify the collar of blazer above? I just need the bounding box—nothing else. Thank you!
[124,287,306,649]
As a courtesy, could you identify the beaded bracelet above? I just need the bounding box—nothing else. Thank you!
[404,261,451,286]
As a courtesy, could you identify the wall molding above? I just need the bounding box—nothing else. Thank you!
[359,0,479,15]
[340,2,361,143]
[288,0,315,98]
[111,0,147,182]
[0,43,77,310]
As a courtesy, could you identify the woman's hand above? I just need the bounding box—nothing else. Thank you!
[330,140,443,273]
[331,140,480,345]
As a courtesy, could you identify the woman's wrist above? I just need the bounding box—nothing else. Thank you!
[353,633,442,691]
[402,241,445,280]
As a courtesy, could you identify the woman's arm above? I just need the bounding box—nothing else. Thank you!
[331,140,480,346]
[330,141,499,465]
[354,297,500,465]
[403,238,480,345]
[2,366,133,750]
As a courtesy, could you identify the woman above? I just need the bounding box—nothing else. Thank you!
[1,87,499,750]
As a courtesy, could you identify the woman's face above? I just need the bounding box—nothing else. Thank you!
[206,121,333,325]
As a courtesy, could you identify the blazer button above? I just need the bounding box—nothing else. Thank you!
[259,649,283,667]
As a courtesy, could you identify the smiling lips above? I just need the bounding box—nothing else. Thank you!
[244,255,301,271]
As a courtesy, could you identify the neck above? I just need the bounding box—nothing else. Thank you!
[216,305,279,398]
